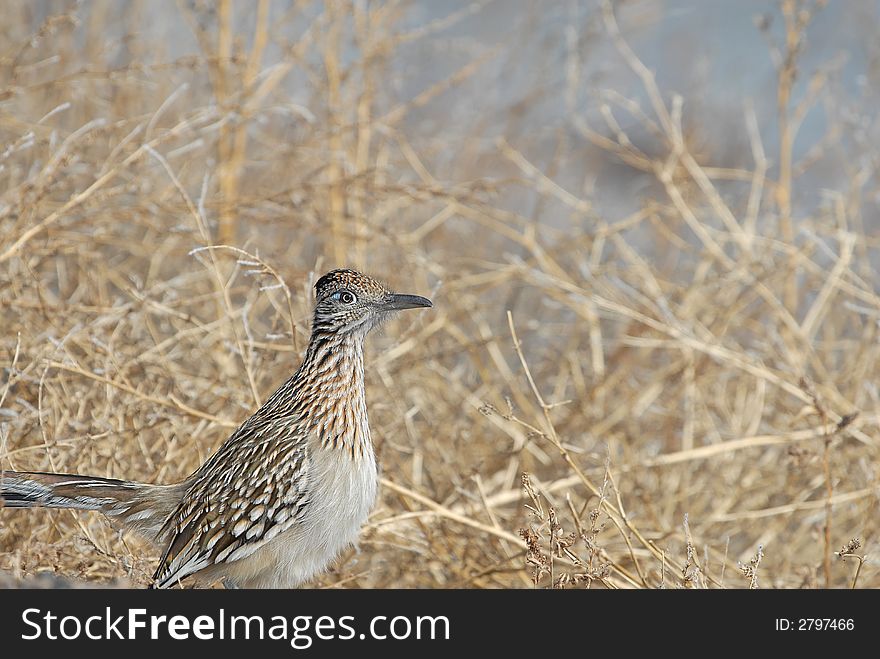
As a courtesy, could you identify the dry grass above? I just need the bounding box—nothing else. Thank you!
[1,0,879,589]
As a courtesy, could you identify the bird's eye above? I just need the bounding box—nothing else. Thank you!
[332,290,356,304]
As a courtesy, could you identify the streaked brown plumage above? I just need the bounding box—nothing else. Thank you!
[0,269,432,588]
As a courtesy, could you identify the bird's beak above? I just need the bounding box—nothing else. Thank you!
[381,293,433,311]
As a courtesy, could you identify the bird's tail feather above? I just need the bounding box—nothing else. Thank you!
[1,471,138,510]
[0,470,181,542]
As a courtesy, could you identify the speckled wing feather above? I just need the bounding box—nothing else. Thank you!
[152,400,311,588]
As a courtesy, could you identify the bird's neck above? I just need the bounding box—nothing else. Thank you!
[294,331,371,457]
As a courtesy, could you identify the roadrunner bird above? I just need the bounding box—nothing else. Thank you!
[0,269,432,588]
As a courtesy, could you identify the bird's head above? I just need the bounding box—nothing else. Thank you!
[312,269,432,339]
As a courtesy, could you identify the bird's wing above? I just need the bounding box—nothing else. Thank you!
[152,412,311,588]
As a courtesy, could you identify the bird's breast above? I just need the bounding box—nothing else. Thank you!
[301,438,379,554]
